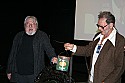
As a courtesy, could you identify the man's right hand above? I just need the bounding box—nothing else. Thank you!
[7,73,11,80]
[64,43,74,50]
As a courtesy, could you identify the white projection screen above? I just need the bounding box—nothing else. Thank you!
[74,0,125,41]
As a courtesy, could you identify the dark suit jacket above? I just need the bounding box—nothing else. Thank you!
[6,30,56,82]
[74,32,125,83]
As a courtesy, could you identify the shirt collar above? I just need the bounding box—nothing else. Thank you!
[94,27,116,46]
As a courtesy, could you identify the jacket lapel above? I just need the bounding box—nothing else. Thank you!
[99,39,113,58]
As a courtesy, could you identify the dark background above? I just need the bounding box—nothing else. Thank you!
[0,1,76,67]
[0,1,124,83]
[0,1,89,82]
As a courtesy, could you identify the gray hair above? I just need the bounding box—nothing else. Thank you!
[98,11,115,27]
[24,16,38,28]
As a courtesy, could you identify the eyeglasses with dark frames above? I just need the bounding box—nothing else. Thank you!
[96,24,108,29]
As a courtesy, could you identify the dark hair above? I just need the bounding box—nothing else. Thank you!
[98,11,115,26]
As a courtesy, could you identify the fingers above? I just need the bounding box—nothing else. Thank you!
[51,57,58,64]
[64,43,74,50]
[64,43,70,48]
[7,73,11,80]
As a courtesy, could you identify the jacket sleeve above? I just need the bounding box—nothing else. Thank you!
[74,41,94,57]
[6,32,22,73]
[42,32,57,60]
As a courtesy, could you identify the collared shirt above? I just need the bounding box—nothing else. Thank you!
[71,27,116,82]
[89,27,116,82]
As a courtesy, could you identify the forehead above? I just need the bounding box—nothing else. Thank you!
[26,18,36,23]
[98,18,107,24]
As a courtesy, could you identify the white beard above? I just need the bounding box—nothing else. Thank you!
[26,31,36,35]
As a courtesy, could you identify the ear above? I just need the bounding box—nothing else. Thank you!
[109,23,114,28]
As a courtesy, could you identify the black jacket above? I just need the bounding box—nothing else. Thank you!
[6,30,56,82]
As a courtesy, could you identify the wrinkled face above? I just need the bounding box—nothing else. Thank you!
[97,18,113,37]
[25,18,38,35]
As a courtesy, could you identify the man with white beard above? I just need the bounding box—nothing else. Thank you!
[6,16,57,83]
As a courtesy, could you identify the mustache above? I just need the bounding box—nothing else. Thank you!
[29,29,33,31]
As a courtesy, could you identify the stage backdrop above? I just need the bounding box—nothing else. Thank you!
[74,0,125,41]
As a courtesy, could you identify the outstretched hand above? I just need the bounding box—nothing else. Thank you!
[64,43,74,50]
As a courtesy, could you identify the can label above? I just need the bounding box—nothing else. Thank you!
[56,57,69,71]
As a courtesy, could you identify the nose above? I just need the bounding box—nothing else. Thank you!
[97,27,102,33]
[98,27,100,29]
[98,27,102,30]
[29,24,32,28]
